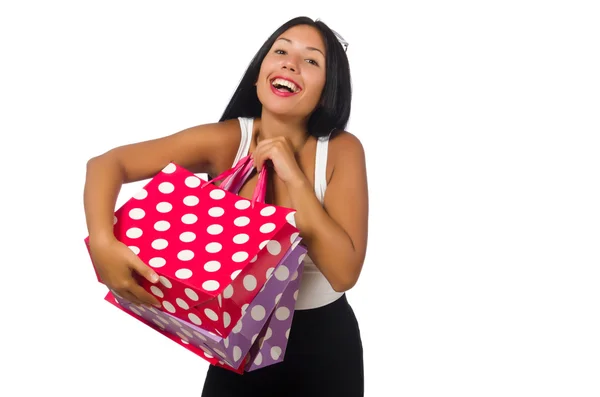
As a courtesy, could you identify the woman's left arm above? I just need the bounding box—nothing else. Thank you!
[253,132,369,292]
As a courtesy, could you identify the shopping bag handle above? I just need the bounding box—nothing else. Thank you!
[200,155,267,206]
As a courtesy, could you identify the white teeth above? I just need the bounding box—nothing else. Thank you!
[271,78,298,93]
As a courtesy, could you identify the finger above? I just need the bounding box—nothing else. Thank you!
[254,145,274,171]
[128,252,159,284]
[119,290,144,306]
[129,283,162,307]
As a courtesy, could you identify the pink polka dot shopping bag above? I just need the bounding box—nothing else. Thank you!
[84,154,307,372]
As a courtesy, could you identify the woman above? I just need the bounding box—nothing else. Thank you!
[84,16,368,396]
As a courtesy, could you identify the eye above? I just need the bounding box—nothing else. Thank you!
[274,49,286,55]
[306,59,319,66]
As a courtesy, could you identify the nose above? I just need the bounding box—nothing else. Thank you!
[282,55,300,73]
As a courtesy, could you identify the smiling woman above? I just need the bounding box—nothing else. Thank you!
[83,16,366,397]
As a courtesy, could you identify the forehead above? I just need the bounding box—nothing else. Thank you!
[275,25,325,52]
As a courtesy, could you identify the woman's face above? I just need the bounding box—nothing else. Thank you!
[256,24,327,119]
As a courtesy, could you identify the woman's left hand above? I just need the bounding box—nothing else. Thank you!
[252,137,306,186]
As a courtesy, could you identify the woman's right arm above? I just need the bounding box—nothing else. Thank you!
[84,120,239,306]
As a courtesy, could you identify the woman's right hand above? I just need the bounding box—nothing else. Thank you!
[88,236,161,307]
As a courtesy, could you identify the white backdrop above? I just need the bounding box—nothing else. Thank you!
[1,1,599,396]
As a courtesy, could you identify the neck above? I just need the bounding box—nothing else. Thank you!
[256,110,310,152]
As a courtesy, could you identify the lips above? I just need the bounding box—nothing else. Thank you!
[269,76,302,96]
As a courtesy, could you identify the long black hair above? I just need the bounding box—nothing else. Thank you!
[219,17,352,138]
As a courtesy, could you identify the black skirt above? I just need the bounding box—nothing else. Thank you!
[201,293,364,397]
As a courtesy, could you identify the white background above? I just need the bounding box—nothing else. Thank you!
[1,1,599,396]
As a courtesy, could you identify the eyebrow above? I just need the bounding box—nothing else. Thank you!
[276,37,325,57]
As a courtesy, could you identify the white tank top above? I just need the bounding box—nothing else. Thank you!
[230,117,344,310]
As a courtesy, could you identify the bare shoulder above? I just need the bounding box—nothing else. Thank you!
[327,130,367,181]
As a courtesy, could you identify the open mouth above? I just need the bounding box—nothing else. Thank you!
[270,77,301,94]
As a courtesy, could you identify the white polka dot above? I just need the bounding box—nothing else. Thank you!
[176,298,189,309]
[175,269,193,279]
[235,199,251,210]
[204,260,221,272]
[185,288,198,301]
[128,246,140,255]
[183,195,199,206]
[126,227,143,239]
[274,265,290,281]
[224,338,229,348]
[276,307,290,321]
[298,253,306,264]
[271,346,282,360]
[158,182,175,194]
[266,268,275,279]
[202,349,213,359]
[151,239,168,250]
[251,305,265,321]
[205,242,222,253]
[188,314,202,325]
[129,208,145,220]
[286,211,296,226]
[156,202,172,213]
[113,215,118,225]
[207,224,223,235]
[193,331,207,341]
[158,316,169,325]
[152,319,165,329]
[233,233,250,244]
[149,257,166,268]
[232,251,249,263]
[154,220,170,231]
[209,189,226,200]
[204,309,218,321]
[291,239,300,250]
[185,176,200,188]
[260,223,276,233]
[214,348,226,359]
[243,275,257,291]
[202,280,219,291]
[223,312,231,328]
[265,327,273,340]
[150,286,164,298]
[180,232,196,242]
[177,250,194,261]
[162,163,176,173]
[234,216,250,227]
[129,306,142,316]
[233,320,243,333]
[291,270,299,281]
[208,207,225,217]
[254,352,263,365]
[223,285,234,299]
[163,301,176,313]
[217,294,222,308]
[267,240,281,255]
[230,269,241,280]
[250,255,258,263]
[290,232,300,244]
[293,290,299,300]
[285,329,290,339]
[181,214,198,224]
[233,346,242,361]
[275,293,282,304]
[133,189,148,200]
[259,240,269,250]
[180,337,190,344]
[242,304,249,314]
[159,276,172,288]
[260,206,276,216]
